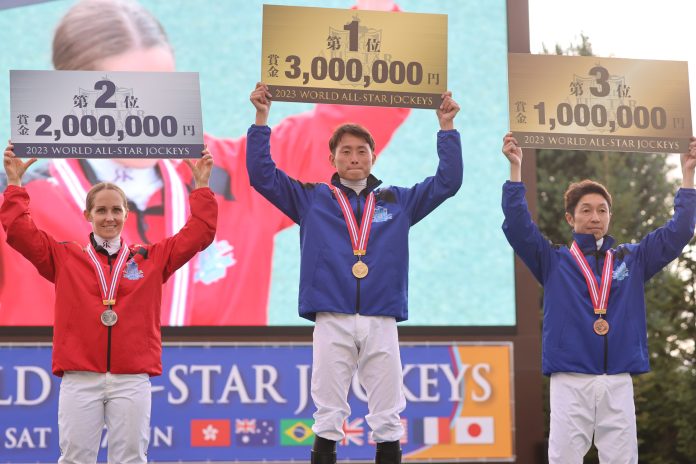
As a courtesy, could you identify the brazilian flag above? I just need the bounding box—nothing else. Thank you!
[280,418,314,446]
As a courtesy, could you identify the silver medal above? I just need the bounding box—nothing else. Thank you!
[100,309,118,327]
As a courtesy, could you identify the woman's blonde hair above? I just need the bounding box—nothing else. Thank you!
[85,182,129,213]
[52,0,171,71]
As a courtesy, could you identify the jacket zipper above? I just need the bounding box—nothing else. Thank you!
[593,250,609,373]
[355,194,362,314]
[106,254,113,372]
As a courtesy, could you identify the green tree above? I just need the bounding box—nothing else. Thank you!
[535,37,696,463]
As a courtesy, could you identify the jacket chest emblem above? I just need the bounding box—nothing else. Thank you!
[612,262,629,281]
[372,205,393,223]
[123,259,144,280]
[194,239,237,285]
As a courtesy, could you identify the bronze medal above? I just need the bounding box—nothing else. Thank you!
[593,317,609,336]
[352,260,369,279]
[101,309,118,327]
[570,242,615,338]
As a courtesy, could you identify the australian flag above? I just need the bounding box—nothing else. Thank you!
[235,418,277,446]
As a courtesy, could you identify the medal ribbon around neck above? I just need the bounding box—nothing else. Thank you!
[86,240,130,306]
[331,187,376,256]
[569,241,614,315]
[53,159,191,326]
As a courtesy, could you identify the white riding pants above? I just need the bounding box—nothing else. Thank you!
[548,372,638,464]
[58,371,151,464]
[311,312,406,443]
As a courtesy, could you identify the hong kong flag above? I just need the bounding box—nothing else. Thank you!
[454,417,494,444]
[190,419,232,447]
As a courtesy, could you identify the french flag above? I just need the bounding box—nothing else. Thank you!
[412,417,451,444]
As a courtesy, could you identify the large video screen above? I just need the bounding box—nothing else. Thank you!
[0,0,514,327]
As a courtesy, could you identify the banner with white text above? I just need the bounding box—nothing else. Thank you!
[0,343,514,463]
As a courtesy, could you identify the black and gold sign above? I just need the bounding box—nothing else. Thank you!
[262,5,447,109]
[508,53,692,153]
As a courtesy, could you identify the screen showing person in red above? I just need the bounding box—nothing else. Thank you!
[0,0,409,326]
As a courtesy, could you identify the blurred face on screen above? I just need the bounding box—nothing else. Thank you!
[330,134,376,181]
[96,46,175,74]
[95,46,176,168]
[565,193,611,240]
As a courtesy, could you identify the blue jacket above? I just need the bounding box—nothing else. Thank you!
[502,181,696,375]
[247,124,462,321]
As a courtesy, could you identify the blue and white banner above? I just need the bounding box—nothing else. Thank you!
[0,342,513,463]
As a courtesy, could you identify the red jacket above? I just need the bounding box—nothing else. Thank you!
[0,104,409,326]
[0,185,217,376]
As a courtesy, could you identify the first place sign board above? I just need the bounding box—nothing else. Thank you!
[261,4,447,109]
[10,70,204,158]
[508,53,692,153]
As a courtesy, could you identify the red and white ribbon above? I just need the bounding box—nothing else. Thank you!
[53,159,191,325]
[331,187,376,255]
[569,241,614,313]
[86,240,130,306]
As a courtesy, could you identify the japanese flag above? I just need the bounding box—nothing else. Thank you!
[454,417,494,444]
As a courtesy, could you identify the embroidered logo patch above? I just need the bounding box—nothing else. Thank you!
[372,205,393,223]
[194,239,237,285]
[613,262,629,281]
[123,259,144,280]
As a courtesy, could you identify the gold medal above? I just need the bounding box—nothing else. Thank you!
[593,317,609,336]
[332,187,376,281]
[352,260,369,279]
[101,309,118,327]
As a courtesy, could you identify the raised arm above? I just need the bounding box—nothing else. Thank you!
[502,132,522,182]
[500,132,556,283]
[681,136,696,189]
[638,136,696,280]
[157,147,218,280]
[3,141,37,187]
[400,92,462,224]
[1,142,58,281]
[247,84,315,223]
[436,90,458,131]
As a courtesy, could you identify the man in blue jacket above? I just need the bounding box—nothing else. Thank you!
[247,82,462,464]
[500,132,696,463]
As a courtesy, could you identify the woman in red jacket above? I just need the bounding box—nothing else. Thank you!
[1,142,217,464]
[0,0,409,326]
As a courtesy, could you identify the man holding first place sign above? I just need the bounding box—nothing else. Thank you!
[247,82,461,464]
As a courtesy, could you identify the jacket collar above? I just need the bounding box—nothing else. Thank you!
[89,233,128,258]
[330,173,382,196]
[572,232,615,254]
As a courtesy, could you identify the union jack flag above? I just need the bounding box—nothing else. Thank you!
[235,418,257,434]
[340,418,364,446]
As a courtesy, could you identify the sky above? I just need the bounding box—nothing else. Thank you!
[529,0,696,122]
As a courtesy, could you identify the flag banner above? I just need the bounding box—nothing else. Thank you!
[190,419,231,447]
[0,342,513,462]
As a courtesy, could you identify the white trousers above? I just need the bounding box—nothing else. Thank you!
[311,312,406,443]
[58,371,151,464]
[548,372,638,464]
